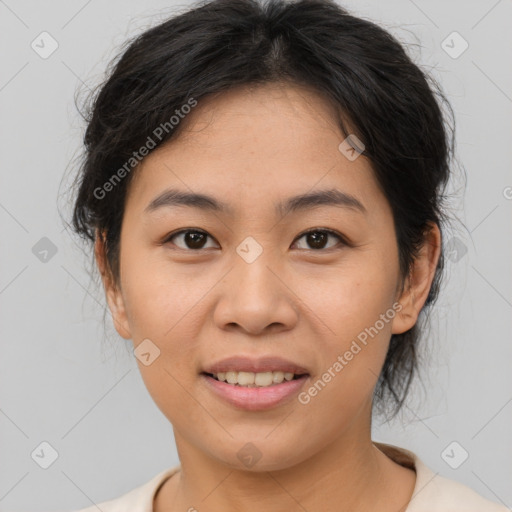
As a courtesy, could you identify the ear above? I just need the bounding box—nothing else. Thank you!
[94,230,132,340]
[391,222,442,335]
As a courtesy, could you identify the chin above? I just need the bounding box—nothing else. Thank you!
[208,439,314,473]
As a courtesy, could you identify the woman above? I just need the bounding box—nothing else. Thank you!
[69,0,508,510]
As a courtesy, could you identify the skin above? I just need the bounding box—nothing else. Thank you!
[95,81,441,512]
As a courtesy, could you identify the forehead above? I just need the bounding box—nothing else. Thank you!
[125,81,384,219]
[174,81,347,150]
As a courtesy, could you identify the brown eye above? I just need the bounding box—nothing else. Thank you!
[165,229,218,250]
[293,229,346,250]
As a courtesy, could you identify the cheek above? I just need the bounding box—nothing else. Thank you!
[120,250,205,340]
[307,255,398,332]
[300,255,398,386]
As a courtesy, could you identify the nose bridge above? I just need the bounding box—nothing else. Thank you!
[232,236,279,303]
[214,236,297,334]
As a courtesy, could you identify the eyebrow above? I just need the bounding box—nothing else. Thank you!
[144,187,367,217]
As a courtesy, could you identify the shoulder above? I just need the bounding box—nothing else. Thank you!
[374,442,509,512]
[70,466,180,512]
[408,458,509,512]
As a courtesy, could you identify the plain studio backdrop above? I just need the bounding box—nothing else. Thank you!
[0,0,511,510]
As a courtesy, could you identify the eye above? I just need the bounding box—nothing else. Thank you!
[292,228,347,251]
[163,227,348,252]
[164,229,218,250]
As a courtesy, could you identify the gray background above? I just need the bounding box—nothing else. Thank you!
[1,0,511,510]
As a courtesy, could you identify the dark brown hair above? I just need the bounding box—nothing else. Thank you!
[69,0,458,420]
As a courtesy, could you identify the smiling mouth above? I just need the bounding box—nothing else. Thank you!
[202,371,307,388]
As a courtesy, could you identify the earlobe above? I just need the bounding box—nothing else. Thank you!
[391,283,415,335]
[94,231,132,340]
[391,222,442,335]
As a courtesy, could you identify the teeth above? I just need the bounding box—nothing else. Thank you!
[212,371,297,387]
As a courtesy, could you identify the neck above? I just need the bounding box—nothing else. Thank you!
[155,423,415,512]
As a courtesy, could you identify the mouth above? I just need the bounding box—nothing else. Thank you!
[202,370,307,388]
[200,370,310,411]
[200,355,311,410]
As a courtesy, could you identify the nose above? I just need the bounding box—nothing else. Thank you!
[213,251,299,336]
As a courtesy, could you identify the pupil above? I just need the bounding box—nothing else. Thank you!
[308,231,327,249]
[186,231,206,249]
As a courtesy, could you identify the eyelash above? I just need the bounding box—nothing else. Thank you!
[162,228,349,252]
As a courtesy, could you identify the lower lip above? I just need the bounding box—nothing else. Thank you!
[201,373,309,411]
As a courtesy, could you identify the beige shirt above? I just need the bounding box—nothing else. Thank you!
[72,443,509,511]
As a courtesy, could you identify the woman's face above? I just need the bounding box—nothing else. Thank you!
[100,82,421,471]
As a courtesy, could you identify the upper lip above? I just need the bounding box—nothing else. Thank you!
[202,356,310,375]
